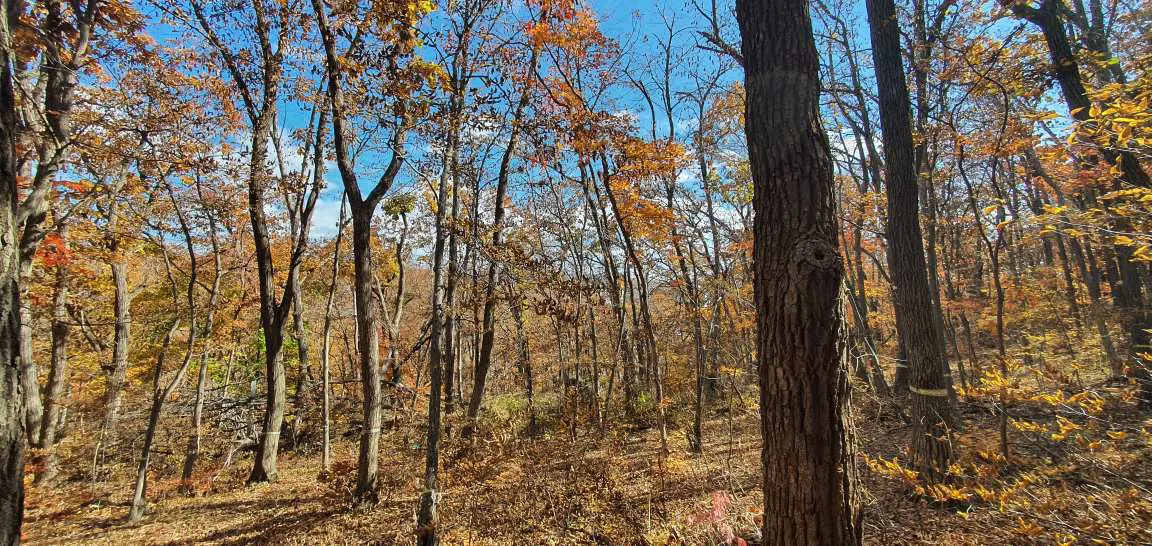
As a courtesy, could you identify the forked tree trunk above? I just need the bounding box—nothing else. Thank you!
[736,0,862,541]
[246,112,290,484]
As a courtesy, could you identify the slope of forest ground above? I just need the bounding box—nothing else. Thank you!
[21,380,1151,545]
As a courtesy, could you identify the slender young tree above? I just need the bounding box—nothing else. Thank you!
[179,172,226,492]
[736,0,862,542]
[418,111,450,546]
[466,45,538,441]
[320,194,348,472]
[128,176,201,523]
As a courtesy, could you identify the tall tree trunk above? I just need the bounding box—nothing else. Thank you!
[350,206,383,503]
[35,220,70,485]
[508,284,536,435]
[98,241,132,456]
[18,266,37,446]
[1070,238,1122,375]
[0,1,26,536]
[441,145,461,437]
[190,0,298,485]
[247,113,289,484]
[737,0,862,541]
[866,0,954,481]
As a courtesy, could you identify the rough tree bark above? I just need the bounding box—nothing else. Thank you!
[736,0,863,541]
[866,0,954,481]
[1,0,26,538]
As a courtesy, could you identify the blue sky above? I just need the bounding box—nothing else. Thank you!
[160,0,887,238]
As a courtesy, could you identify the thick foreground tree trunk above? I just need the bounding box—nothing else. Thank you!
[736,0,863,542]
[1,5,25,538]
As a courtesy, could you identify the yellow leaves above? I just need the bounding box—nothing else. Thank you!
[603,137,687,244]
[608,177,674,242]
[1106,430,1128,441]
[1114,234,1136,246]
[1011,419,1045,433]
[412,0,436,16]
[922,483,970,503]
[1100,187,1152,201]
[1016,517,1044,537]
[370,0,435,21]
[615,138,686,183]
[334,54,366,77]
[718,366,744,378]
[1132,245,1152,262]
[972,484,997,503]
[1048,415,1090,442]
[1070,392,1105,414]
[863,455,920,484]
[1029,110,1062,122]
[407,57,448,90]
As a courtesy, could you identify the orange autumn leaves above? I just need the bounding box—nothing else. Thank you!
[610,138,685,244]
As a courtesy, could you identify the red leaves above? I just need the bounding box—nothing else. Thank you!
[38,232,72,268]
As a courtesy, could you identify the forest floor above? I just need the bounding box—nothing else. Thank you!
[19,387,1145,545]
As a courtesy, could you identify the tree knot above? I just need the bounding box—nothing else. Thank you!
[793,237,840,270]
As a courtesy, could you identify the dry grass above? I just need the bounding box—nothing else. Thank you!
[21,386,1152,545]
